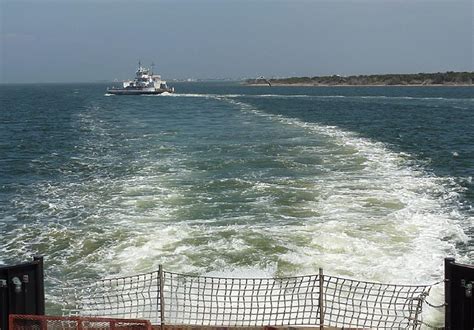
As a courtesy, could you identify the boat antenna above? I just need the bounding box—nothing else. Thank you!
[138,60,141,69]
[151,62,155,75]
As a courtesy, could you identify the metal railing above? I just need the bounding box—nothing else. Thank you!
[61,266,433,329]
[9,314,153,330]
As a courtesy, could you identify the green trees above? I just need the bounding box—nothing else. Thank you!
[247,72,474,86]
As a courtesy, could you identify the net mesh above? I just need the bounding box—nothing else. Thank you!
[323,275,428,329]
[163,272,321,326]
[61,267,432,328]
[62,270,161,324]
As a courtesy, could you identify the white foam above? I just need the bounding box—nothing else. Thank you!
[243,102,470,265]
[205,264,277,278]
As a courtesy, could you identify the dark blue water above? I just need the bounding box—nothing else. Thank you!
[1,83,473,310]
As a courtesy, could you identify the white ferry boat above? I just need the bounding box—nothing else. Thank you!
[107,62,174,95]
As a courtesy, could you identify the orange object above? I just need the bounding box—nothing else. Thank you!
[9,314,153,330]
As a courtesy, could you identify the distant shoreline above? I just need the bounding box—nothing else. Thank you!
[245,71,473,87]
[247,83,473,87]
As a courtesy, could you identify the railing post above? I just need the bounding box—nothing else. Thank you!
[319,268,324,330]
[33,255,45,315]
[444,257,455,330]
[159,265,165,329]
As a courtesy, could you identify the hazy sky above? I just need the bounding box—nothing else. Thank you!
[0,0,472,83]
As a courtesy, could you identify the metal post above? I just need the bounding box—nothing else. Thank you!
[33,256,45,315]
[444,257,455,330]
[319,268,324,330]
[159,265,165,329]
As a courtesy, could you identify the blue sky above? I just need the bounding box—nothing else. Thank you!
[0,0,472,83]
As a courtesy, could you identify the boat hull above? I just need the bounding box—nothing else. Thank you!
[106,88,173,95]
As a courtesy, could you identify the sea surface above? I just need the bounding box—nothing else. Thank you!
[1,82,473,313]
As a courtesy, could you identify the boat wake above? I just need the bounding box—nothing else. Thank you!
[164,93,473,103]
[2,89,471,325]
[216,97,471,324]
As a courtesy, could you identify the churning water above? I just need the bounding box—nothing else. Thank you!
[1,83,473,314]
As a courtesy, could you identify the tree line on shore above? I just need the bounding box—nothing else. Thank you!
[248,71,473,86]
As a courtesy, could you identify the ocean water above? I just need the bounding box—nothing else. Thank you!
[0,82,473,313]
